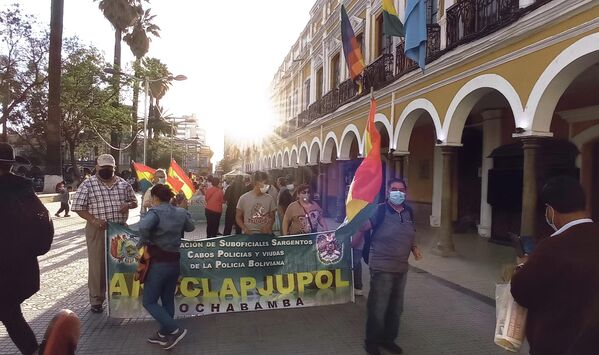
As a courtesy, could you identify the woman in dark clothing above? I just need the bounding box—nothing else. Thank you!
[223,175,244,235]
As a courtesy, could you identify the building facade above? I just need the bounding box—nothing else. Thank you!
[248,0,599,254]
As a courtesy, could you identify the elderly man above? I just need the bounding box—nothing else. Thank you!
[141,168,167,216]
[72,154,137,314]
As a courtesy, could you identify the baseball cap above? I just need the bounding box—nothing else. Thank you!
[96,154,116,167]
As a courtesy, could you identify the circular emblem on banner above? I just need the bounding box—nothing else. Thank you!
[109,234,139,264]
[316,232,343,265]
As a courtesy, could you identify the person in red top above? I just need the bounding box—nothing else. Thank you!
[205,177,224,238]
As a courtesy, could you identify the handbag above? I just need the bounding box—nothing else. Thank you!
[134,245,151,283]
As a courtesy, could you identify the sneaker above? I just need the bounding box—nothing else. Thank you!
[147,331,167,346]
[90,305,103,314]
[54,213,60,217]
[163,328,187,350]
[354,289,363,296]
[381,342,403,354]
[364,343,381,355]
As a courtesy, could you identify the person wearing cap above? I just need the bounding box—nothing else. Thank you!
[71,154,137,314]
[0,143,54,354]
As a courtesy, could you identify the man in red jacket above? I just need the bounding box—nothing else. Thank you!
[511,176,599,355]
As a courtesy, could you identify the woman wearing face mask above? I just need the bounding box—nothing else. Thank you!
[281,184,328,236]
[138,184,195,350]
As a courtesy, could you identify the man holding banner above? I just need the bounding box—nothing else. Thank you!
[236,171,277,235]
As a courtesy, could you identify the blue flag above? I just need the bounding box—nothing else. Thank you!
[404,0,427,71]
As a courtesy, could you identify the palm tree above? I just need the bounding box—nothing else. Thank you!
[46,0,64,177]
[123,7,160,161]
[94,0,141,159]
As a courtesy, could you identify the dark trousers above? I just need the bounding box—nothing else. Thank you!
[0,302,38,354]
[56,202,70,215]
[205,209,222,238]
[352,247,363,290]
[223,208,241,235]
[142,262,180,335]
[365,271,408,346]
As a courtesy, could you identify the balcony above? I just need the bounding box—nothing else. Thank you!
[396,24,441,77]
[363,53,395,91]
[446,0,519,49]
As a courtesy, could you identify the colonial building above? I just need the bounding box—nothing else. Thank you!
[250,0,599,255]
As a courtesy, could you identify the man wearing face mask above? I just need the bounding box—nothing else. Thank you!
[236,171,277,235]
[141,169,167,216]
[511,176,599,355]
[72,154,138,314]
[353,178,422,355]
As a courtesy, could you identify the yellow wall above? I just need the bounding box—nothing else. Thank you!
[407,123,435,203]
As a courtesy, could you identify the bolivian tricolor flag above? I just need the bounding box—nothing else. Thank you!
[340,5,364,92]
[382,0,405,37]
[168,159,195,199]
[339,97,382,235]
[132,162,156,193]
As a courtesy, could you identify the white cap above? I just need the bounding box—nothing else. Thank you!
[97,154,116,167]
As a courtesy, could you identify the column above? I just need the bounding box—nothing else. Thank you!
[478,110,502,238]
[430,146,442,227]
[520,137,541,237]
[435,146,458,256]
[335,160,348,223]
[365,1,372,64]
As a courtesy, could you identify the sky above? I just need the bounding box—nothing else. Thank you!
[3,0,314,162]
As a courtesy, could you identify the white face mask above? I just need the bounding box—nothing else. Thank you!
[157,177,165,184]
[298,193,309,202]
[545,206,558,232]
[286,184,294,190]
[259,184,270,194]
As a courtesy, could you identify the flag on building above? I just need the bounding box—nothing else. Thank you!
[168,159,195,199]
[338,96,382,235]
[382,0,405,37]
[404,0,427,71]
[340,5,365,93]
[131,162,155,193]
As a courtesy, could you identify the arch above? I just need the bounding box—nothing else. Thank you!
[527,33,599,133]
[299,142,309,166]
[309,137,322,165]
[322,132,339,163]
[339,124,362,159]
[374,113,393,147]
[290,145,299,168]
[270,155,275,169]
[276,152,283,168]
[394,98,443,152]
[283,149,290,168]
[442,74,523,144]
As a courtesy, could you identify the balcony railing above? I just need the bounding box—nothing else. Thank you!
[339,78,358,105]
[446,0,519,49]
[396,24,441,77]
[322,88,339,116]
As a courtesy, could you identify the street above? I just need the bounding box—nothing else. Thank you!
[0,200,516,355]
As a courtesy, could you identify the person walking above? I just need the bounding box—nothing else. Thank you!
[0,143,54,354]
[205,177,224,238]
[511,176,599,355]
[54,184,72,217]
[353,178,423,355]
[223,175,244,235]
[281,184,327,235]
[138,184,194,350]
[236,171,277,235]
[71,154,138,314]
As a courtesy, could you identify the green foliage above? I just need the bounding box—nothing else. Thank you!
[147,136,184,169]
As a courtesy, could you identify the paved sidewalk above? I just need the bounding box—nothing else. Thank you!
[0,201,523,354]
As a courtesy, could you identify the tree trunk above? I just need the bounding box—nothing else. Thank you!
[46,0,64,175]
[130,58,141,162]
[110,28,122,159]
[1,101,7,142]
[68,139,81,180]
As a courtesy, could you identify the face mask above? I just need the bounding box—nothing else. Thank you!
[157,178,166,184]
[389,190,406,206]
[98,168,114,180]
[545,206,558,232]
[286,184,294,190]
[260,184,270,194]
[298,193,309,202]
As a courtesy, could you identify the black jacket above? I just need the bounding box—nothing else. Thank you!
[0,173,54,308]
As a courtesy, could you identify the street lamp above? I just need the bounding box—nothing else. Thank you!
[103,68,187,165]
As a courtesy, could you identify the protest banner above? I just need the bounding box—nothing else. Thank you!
[106,223,354,318]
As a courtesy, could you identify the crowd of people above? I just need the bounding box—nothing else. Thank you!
[2,144,599,354]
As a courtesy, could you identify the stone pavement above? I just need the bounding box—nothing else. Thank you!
[0,200,523,354]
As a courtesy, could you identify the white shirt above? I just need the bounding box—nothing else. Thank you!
[550,218,594,237]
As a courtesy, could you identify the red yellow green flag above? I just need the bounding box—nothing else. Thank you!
[168,159,195,199]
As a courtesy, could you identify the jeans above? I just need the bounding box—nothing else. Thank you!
[0,302,38,354]
[142,262,180,334]
[365,271,408,346]
[56,202,70,215]
[205,209,221,238]
[352,247,363,290]
[224,208,241,235]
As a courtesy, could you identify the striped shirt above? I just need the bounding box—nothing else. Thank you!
[72,175,136,224]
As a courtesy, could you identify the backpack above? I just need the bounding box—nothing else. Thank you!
[362,203,414,264]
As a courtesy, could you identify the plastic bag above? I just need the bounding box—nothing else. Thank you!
[495,283,527,352]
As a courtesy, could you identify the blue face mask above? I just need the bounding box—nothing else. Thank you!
[389,190,406,206]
